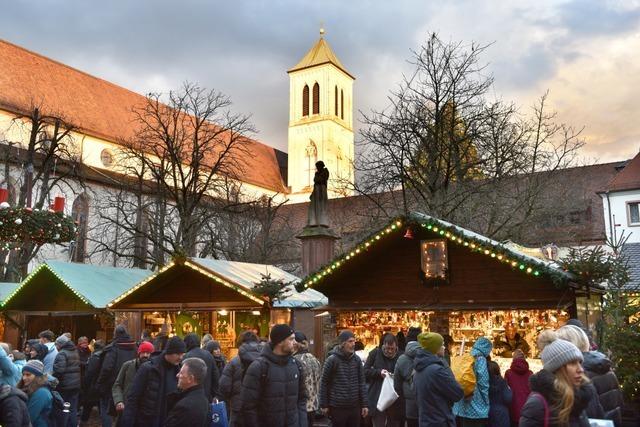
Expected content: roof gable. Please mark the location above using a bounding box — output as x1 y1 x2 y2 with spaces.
607 152 640 192
0 39 287 193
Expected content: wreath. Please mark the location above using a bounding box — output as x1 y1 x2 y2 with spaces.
0 205 76 248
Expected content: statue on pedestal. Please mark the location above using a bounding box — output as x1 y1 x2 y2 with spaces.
307 160 329 227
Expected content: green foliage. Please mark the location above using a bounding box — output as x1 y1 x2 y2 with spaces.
0 207 75 249
253 273 291 305
561 244 640 403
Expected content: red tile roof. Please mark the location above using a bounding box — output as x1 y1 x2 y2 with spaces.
0 39 287 193
607 151 640 192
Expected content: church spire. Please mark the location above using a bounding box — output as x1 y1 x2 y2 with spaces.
287 30 354 80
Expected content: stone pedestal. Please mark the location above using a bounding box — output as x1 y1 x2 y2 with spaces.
297 226 340 277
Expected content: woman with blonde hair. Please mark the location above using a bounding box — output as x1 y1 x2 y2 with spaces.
519 333 592 426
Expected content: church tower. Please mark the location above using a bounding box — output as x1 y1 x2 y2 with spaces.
287 29 355 201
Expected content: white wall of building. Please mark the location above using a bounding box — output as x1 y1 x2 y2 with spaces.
601 189 640 244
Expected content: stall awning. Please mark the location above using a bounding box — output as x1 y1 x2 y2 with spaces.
0 282 19 305
1 261 150 312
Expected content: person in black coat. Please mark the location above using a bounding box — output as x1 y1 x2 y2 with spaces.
97 325 137 425
184 333 219 400
164 357 210 427
583 350 624 424
488 361 512 427
319 330 368 427
0 384 30 427
53 334 82 426
205 340 227 377
120 336 186 427
240 324 307 427
365 332 401 426
80 340 104 424
413 332 463 427
219 332 262 427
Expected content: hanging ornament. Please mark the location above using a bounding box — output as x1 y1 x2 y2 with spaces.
14 218 22 225
0 202 9 209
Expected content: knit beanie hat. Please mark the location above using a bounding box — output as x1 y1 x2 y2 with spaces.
338 329 355 344
165 336 186 355
55 335 70 346
205 340 221 352
541 338 583 372
294 331 307 343
138 341 154 354
270 324 294 347
23 359 45 377
418 332 444 354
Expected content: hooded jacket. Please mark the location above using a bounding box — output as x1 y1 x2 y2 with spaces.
96 330 137 394
42 342 58 374
30 344 48 363
319 345 366 409
0 384 30 427
393 341 420 419
364 346 400 417
488 373 512 427
184 333 219 400
219 341 262 414
519 369 591 427
52 339 81 391
413 348 464 427
582 350 624 416
453 337 492 419
0 345 20 387
240 344 307 427
504 357 532 424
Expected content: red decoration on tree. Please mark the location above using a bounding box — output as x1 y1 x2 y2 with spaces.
0 188 7 204
53 196 65 213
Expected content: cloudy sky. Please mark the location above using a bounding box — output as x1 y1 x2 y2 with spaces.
2 0 639 162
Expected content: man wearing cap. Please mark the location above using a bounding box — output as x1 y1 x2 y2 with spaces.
319 329 367 427
53 334 81 426
241 324 307 427
413 332 463 427
293 331 322 427
121 336 186 427
111 341 154 422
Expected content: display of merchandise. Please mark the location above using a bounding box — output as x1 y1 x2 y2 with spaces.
337 310 432 347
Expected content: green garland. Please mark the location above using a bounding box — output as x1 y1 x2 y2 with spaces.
0 207 76 249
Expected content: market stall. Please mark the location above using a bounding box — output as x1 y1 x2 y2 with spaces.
109 257 326 358
304 212 603 365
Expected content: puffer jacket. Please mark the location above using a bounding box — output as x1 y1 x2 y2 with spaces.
519 369 591 427
364 346 400 417
393 341 420 420
413 347 464 427
219 341 262 414
184 333 219 400
583 350 624 417
52 340 81 391
294 345 322 412
319 345 366 409
120 353 179 427
96 332 137 394
504 357 532 424
453 337 492 420
0 384 30 427
240 344 307 427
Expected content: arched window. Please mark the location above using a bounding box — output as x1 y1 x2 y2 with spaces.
302 85 309 117
133 209 149 269
71 193 89 263
341 89 345 120
312 83 320 115
335 86 338 116
305 140 318 187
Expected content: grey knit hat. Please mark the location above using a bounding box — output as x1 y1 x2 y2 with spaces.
23 359 45 376
541 338 583 372
55 335 70 346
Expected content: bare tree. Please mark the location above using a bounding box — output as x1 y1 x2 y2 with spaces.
351 33 584 240
0 105 84 281
90 83 294 268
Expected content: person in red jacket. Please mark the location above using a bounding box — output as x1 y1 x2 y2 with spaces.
504 350 532 427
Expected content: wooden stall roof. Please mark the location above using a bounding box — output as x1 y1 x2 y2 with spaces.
303 212 592 310
1 261 149 313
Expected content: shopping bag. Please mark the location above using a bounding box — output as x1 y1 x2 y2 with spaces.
376 373 399 412
210 400 229 427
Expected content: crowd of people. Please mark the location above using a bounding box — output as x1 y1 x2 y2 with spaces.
0 318 627 427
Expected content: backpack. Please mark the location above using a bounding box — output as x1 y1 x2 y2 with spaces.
47 389 66 425
451 353 476 397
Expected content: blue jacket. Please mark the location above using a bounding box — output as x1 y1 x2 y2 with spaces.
453 337 492 419
413 348 463 427
42 342 58 374
27 386 52 427
0 346 20 386
488 375 512 427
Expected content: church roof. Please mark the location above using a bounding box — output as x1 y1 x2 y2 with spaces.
0 39 287 193
288 37 354 79
606 151 640 192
